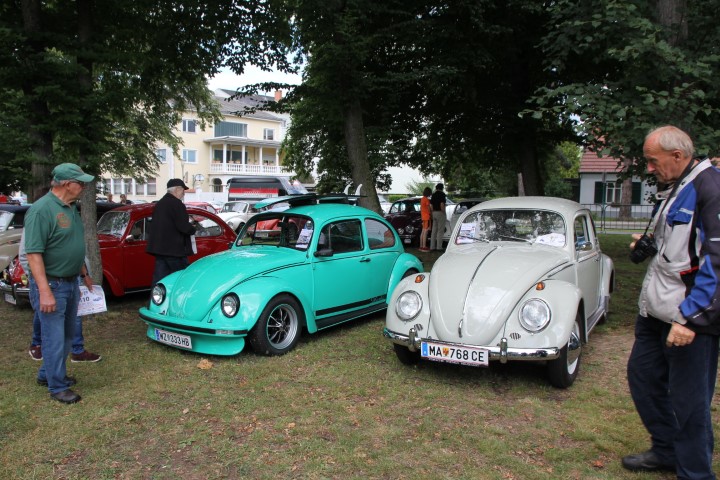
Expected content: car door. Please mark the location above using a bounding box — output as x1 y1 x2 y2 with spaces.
189 212 232 261
574 213 601 321
362 218 398 301
312 218 374 327
121 216 155 289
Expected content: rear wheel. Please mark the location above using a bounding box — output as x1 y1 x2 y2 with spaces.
547 314 582 388
249 294 303 356
393 343 420 365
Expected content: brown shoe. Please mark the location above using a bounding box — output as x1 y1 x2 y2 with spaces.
70 350 102 363
29 345 42 361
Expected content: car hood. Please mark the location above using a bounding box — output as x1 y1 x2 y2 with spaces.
165 247 306 319
428 244 570 344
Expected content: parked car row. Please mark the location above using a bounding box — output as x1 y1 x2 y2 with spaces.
2 193 614 388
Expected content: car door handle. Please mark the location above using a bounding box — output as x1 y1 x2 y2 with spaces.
360 258 371 263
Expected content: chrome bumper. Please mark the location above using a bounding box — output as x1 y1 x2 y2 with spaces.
0 279 29 304
383 327 560 363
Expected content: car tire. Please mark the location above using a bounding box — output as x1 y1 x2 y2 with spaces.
393 343 420 365
249 294 304 356
547 314 582 388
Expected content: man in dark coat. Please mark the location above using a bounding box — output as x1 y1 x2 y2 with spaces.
147 178 196 286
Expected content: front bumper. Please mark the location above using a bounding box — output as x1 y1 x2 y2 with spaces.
139 308 249 356
383 327 560 363
0 279 29 306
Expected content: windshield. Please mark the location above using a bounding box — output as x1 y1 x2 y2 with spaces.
456 209 566 246
97 211 130 236
221 201 249 213
237 213 314 251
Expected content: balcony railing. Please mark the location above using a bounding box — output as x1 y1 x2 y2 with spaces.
582 203 654 232
209 163 291 175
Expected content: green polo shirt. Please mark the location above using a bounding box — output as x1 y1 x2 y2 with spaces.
24 192 86 278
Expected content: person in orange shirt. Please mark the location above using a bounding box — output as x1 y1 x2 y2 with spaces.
419 187 432 252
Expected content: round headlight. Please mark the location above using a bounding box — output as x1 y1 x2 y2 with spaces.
221 293 240 317
405 225 415 233
395 291 422 321
397 227 405 235
151 284 166 305
519 298 551 332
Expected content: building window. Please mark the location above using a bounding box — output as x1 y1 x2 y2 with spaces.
212 178 223 193
182 119 196 133
214 121 247 137
182 149 197 164
136 177 157 196
156 148 167 163
263 128 274 141
593 181 643 205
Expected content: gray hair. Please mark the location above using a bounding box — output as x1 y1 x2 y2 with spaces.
647 125 694 157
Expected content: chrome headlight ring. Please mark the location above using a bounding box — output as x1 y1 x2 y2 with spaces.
221 293 240 317
151 284 166 305
518 298 551 332
395 291 422 321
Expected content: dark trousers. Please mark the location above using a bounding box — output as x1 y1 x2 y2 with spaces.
627 314 719 480
151 255 189 287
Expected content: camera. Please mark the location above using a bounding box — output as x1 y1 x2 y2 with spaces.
630 234 658 264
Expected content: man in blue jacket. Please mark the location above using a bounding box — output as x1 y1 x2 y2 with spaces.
622 126 720 479
146 178 196 286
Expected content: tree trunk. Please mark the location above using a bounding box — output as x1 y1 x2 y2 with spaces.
76 0 103 286
518 141 543 196
343 100 381 213
21 0 54 201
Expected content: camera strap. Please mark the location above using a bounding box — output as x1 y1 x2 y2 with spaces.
643 157 701 236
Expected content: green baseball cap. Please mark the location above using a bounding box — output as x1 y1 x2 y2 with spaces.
52 163 95 183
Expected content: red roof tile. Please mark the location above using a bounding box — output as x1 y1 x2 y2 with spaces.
579 150 625 173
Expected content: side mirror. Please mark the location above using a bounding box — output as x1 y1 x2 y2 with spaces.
314 248 333 258
576 241 593 252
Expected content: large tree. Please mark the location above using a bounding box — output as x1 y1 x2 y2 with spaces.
0 0 293 282
531 0 720 175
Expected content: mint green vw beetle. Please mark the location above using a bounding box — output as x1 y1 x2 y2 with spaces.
139 195 423 356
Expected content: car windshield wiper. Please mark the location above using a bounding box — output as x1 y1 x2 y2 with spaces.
457 234 489 243
497 234 531 243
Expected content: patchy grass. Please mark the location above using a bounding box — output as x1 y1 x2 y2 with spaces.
0 234 715 479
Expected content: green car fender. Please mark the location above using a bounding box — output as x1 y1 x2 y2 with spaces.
386 253 424 305
234 275 314 333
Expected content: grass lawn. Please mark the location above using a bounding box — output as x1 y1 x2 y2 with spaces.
0 234 713 479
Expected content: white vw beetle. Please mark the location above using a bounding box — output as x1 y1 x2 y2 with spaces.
384 197 614 388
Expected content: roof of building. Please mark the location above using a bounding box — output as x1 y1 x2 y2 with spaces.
578 149 624 173
214 90 283 122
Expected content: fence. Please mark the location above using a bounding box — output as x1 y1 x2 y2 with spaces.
582 203 654 233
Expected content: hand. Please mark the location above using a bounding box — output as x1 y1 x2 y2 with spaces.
666 322 696 348
83 275 94 290
629 233 643 250
39 289 56 313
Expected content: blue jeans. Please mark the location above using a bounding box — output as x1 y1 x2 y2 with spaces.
30 277 80 394
151 255 189 287
30 279 85 355
627 314 719 480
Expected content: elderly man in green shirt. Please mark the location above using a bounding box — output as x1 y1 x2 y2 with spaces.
25 163 94 404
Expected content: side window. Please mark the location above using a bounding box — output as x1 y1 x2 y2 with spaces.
192 215 223 237
320 219 363 253
129 218 149 241
574 216 589 248
365 219 395 249
389 203 401 214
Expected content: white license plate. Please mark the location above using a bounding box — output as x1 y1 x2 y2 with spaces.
421 341 489 367
154 328 192 349
403 238 411 244
4 293 16 305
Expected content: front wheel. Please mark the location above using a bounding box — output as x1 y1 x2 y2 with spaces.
249 294 303 356
547 314 582 388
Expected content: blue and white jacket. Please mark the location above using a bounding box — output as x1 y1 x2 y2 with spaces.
639 158 720 334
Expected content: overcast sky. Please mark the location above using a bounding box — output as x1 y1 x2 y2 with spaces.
207 65 302 93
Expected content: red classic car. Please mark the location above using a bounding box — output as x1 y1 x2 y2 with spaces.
0 204 236 304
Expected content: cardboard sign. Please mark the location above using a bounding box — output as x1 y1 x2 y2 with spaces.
77 285 107 316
